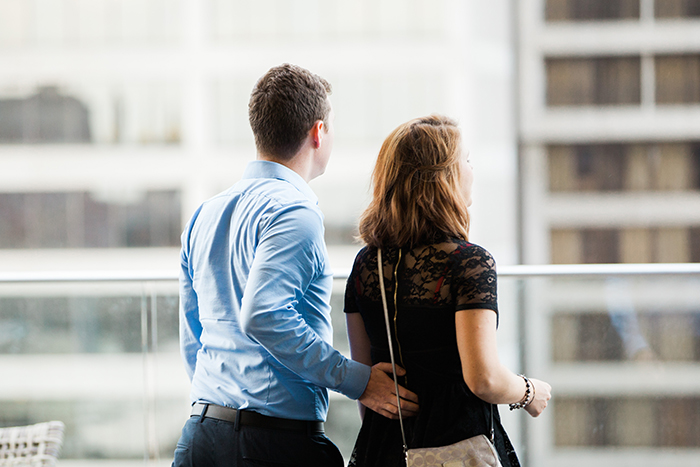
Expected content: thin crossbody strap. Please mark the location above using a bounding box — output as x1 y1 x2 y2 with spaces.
377 248 409 452
377 248 496 449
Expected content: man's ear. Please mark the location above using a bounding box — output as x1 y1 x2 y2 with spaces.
311 120 325 148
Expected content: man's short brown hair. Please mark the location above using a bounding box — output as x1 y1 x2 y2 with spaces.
248 64 332 160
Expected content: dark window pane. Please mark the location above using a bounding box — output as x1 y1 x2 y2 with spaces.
546 0 640 21
0 194 26 248
656 0 700 17
84 194 110 248
656 54 700 104
549 144 625 192
553 310 700 362
22 193 44 248
41 193 69 247
556 396 700 447
0 100 24 142
552 227 699 264
657 398 700 446
579 314 625 360
549 142 700 192
0 87 91 143
690 227 700 262
65 192 86 248
692 144 700 189
547 57 641 106
582 229 620 263
146 191 182 247
578 145 624 190
0 191 181 248
125 199 151 247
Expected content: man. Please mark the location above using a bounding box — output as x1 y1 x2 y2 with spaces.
173 64 419 467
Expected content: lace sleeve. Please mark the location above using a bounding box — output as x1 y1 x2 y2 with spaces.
344 273 359 314
453 243 499 318
343 247 368 314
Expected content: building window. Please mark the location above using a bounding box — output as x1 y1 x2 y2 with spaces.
549 144 625 191
692 227 700 262
546 0 640 21
0 87 90 143
555 396 700 447
656 54 700 104
552 312 700 362
0 191 181 249
546 57 641 106
0 84 181 145
655 0 700 17
548 143 700 192
551 227 700 264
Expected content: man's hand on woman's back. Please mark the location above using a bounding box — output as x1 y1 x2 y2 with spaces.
358 363 420 420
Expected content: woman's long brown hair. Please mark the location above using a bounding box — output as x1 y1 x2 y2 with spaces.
358 115 470 248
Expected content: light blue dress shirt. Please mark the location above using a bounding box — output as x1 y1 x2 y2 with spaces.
179 160 371 422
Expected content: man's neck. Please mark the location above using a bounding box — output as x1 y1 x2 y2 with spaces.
257 147 315 182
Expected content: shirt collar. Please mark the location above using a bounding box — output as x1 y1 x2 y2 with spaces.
242 160 318 205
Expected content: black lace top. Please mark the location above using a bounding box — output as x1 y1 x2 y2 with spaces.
344 239 519 467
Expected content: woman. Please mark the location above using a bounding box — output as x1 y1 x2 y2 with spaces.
344 115 551 467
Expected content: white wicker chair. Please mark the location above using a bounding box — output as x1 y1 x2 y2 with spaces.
0 421 65 467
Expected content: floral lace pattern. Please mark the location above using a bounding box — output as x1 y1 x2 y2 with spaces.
346 239 498 315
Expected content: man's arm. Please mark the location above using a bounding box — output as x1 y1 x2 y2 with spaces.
240 204 419 417
239 205 370 399
179 217 203 381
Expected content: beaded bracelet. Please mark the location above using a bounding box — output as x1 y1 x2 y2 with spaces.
509 374 533 411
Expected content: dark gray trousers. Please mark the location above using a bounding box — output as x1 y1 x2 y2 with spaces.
173 416 344 467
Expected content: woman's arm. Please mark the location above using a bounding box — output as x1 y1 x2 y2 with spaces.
346 312 419 420
346 313 373 420
455 309 551 417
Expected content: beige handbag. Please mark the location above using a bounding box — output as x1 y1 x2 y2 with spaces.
377 248 503 467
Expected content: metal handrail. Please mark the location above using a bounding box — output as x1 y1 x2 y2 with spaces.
496 262 700 277
1 263 699 283
0 270 179 283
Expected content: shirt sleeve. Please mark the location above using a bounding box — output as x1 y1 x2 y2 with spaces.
179 208 204 381
239 204 371 400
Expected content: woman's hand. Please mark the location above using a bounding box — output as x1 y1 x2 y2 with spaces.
524 378 551 417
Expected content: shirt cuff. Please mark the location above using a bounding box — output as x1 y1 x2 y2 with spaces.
337 360 372 400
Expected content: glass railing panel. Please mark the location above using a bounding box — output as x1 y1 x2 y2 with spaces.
1 265 699 466
503 269 700 467
0 279 185 466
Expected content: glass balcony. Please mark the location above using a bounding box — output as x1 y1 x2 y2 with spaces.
1 263 699 467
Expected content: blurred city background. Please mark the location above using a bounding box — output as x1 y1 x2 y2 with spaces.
1 0 699 466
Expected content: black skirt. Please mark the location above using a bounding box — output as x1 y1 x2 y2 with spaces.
347 351 520 467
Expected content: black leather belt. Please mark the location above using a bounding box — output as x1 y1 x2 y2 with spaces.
190 402 324 434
